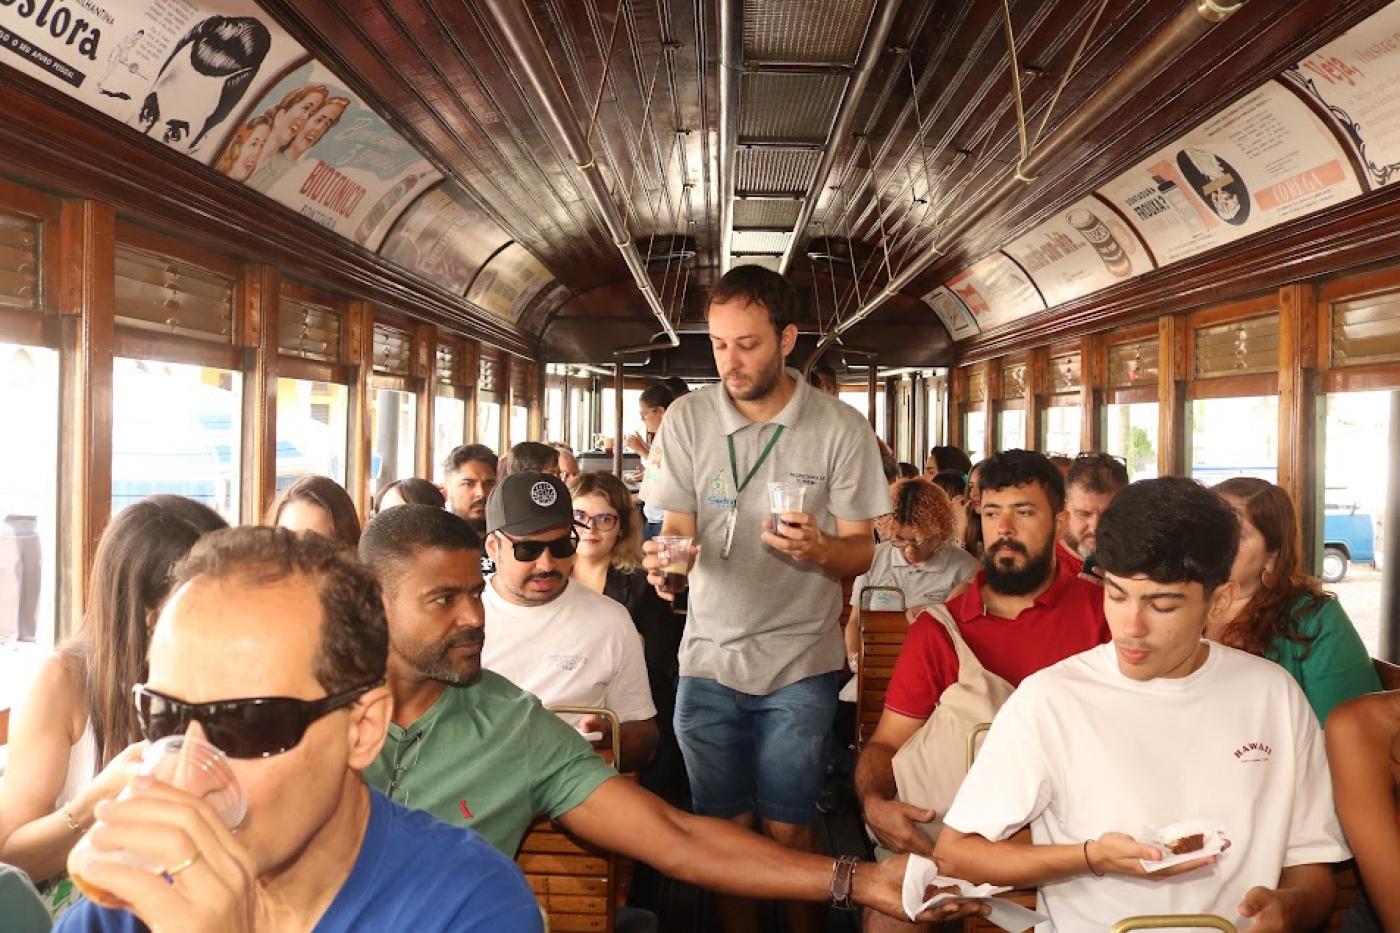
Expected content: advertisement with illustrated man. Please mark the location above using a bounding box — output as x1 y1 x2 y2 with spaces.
0 0 303 161
218 59 441 249
1002 196 1155 308
921 286 979 341
1097 80 1362 267
379 183 512 296
945 253 1047 333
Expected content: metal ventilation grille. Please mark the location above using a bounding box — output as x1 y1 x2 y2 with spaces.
1107 338 1160 388
0 212 39 311
1000 362 1027 399
479 355 500 394
279 297 343 362
373 323 412 376
966 369 987 404
736 148 821 196
739 72 846 144
436 342 460 386
1332 292 1400 368
742 0 877 64
115 246 233 343
1048 352 1082 393
511 359 533 399
733 199 802 228
1194 314 1279 379
734 255 782 272
731 230 793 253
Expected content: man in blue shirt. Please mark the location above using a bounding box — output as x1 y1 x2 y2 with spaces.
57 526 539 933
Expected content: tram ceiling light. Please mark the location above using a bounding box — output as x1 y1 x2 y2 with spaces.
814 0 1249 355
483 0 679 350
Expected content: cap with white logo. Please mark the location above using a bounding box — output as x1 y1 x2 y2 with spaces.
485 472 576 536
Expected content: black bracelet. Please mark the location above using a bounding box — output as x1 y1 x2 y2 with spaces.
1083 839 1105 877
830 855 859 910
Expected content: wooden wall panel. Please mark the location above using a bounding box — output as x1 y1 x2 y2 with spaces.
1157 314 1187 478
1278 283 1320 568
415 322 437 479
240 264 279 524
347 300 374 521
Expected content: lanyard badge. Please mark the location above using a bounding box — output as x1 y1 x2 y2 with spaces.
719 425 784 561
720 508 738 560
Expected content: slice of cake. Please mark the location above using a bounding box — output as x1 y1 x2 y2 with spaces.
1165 833 1205 855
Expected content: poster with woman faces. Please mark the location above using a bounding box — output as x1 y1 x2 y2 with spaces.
1096 80 1362 267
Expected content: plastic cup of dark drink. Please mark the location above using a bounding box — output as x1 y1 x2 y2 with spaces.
767 481 807 536
69 735 247 909
654 535 692 594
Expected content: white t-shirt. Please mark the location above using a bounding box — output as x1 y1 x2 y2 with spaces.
943 642 1348 932
851 541 980 613
482 578 657 724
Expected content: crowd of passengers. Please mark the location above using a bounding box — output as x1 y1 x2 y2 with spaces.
0 266 1396 933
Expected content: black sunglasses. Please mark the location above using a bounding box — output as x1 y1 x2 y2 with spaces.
496 529 579 561
133 681 381 759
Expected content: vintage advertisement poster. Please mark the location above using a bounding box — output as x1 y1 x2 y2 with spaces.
921 286 979 340
379 183 511 296
224 59 441 250
465 242 553 322
1002 196 1155 308
1282 0 1400 189
0 0 305 163
945 253 1046 333
1098 80 1362 267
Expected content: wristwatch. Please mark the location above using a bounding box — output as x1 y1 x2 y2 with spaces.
830 855 859 910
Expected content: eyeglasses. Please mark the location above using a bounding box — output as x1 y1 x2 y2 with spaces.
132 681 381 759
573 509 620 532
497 529 579 561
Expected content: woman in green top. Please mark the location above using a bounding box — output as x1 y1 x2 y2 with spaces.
1212 477 1380 723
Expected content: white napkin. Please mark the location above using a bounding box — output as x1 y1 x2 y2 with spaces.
1138 823 1228 872
901 855 1048 931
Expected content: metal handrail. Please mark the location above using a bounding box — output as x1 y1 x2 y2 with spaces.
547 705 624 771
966 722 991 771
1110 916 1236 932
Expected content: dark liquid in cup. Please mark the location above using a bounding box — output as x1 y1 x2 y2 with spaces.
772 512 802 532
661 571 688 594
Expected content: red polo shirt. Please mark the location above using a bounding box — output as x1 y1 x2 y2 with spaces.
883 555 1109 719
1056 540 1085 576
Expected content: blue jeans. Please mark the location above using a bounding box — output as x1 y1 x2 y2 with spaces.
674 671 839 826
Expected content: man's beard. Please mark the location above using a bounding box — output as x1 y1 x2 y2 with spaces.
395 628 484 685
724 352 784 402
464 514 487 534
500 570 566 607
983 537 1056 596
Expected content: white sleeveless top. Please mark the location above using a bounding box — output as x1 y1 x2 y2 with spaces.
54 719 97 809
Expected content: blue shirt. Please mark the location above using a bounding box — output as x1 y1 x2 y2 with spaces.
56 787 542 932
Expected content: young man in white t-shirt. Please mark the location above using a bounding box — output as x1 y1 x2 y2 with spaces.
480 471 658 771
934 476 1349 932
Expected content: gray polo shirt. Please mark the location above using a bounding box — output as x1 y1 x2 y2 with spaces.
851 541 981 612
642 370 889 695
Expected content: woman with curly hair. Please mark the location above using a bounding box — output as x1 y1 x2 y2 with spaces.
1212 477 1379 723
843 477 981 674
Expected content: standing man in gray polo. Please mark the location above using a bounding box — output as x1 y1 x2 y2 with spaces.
641 265 889 932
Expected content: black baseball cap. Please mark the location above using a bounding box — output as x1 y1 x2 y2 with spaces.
485 472 577 536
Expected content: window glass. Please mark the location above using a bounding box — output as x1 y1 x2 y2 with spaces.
1190 396 1279 486
600 389 644 443
963 410 986 460
433 395 466 483
478 400 502 449
370 388 417 500
112 358 241 522
1103 402 1159 479
510 405 529 445
1321 390 1393 656
570 386 592 453
0 343 59 659
545 385 564 443
996 408 1025 452
1042 407 1082 456
839 390 886 440
276 378 348 492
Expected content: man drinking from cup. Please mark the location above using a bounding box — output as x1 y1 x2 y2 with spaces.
640 265 889 932
57 526 540 932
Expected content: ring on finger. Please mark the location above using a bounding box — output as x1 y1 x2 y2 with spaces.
162 850 202 878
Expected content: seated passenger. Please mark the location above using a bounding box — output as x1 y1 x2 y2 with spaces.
442 443 498 575
374 477 446 514
1325 687 1400 931
549 443 580 484
267 474 361 546
934 477 1349 931
1058 452 1129 575
842 477 979 674
479 473 658 770
56 526 540 932
854 450 1108 867
924 445 972 480
358 505 985 926
501 441 560 479
0 496 225 919
930 470 971 551
567 471 681 790
1213 477 1380 723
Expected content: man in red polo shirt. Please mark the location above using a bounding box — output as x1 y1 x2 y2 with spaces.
1056 452 1129 576
854 450 1108 890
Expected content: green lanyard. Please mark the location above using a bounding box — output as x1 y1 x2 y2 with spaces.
727 425 784 495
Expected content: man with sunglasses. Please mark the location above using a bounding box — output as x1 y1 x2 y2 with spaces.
481 472 658 771
57 526 540 932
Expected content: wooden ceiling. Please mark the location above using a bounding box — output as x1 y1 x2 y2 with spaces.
136 0 1400 369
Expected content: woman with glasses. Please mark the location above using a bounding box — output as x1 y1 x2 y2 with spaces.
1212 477 1379 724
0 496 226 918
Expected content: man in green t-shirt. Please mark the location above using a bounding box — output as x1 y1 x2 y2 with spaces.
359 505 983 925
